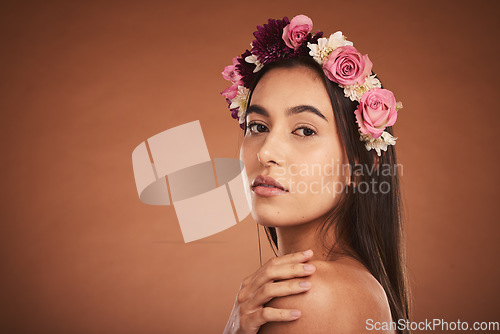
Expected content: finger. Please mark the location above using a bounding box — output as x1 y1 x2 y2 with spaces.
248 279 312 309
240 250 315 304
265 249 314 267
241 250 312 292
250 249 313 286
246 307 301 329
251 261 316 289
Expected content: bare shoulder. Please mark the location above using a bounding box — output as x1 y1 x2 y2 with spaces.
259 258 394 334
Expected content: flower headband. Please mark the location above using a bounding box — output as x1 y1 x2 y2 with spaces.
221 15 402 156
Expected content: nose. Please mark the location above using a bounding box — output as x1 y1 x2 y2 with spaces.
257 131 285 167
257 152 279 166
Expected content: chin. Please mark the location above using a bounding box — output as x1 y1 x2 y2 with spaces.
250 197 338 228
251 208 322 228
250 209 299 228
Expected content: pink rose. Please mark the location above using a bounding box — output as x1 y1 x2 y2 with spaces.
221 82 238 100
222 57 243 84
323 45 373 86
354 88 398 139
282 15 313 49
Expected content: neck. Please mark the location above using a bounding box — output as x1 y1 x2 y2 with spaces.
275 219 341 261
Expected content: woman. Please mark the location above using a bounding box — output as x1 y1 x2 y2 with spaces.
221 15 409 334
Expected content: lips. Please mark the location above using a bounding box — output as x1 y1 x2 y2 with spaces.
251 175 288 196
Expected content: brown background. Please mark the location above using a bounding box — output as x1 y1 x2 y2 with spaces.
0 0 499 333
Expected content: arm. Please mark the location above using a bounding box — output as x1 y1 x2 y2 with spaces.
223 250 317 334
258 260 395 334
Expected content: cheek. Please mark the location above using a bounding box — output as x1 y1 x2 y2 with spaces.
289 148 347 209
240 140 257 170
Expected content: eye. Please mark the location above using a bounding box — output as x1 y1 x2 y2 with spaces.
293 127 316 137
247 122 269 134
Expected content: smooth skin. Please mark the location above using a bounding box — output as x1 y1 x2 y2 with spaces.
259 258 394 334
224 66 394 333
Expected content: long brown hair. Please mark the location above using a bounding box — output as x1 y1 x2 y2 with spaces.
244 56 410 332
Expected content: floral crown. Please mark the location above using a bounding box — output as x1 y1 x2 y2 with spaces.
221 15 402 156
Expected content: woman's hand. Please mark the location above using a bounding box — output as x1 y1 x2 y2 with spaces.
223 249 316 334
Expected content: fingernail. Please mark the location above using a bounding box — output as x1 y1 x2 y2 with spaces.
291 310 301 318
304 264 315 272
302 249 313 256
299 281 312 288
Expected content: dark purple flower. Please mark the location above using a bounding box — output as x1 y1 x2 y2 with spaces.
236 50 257 88
230 108 239 119
251 17 294 64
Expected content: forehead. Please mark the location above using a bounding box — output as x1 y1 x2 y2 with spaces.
249 66 333 119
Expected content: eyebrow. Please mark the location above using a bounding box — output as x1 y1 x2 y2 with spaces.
246 104 328 122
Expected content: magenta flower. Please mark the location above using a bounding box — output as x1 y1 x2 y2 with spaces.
282 15 313 50
222 57 243 85
323 45 373 86
354 88 398 139
221 83 238 100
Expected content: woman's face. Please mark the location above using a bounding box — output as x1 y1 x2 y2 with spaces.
240 66 349 227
